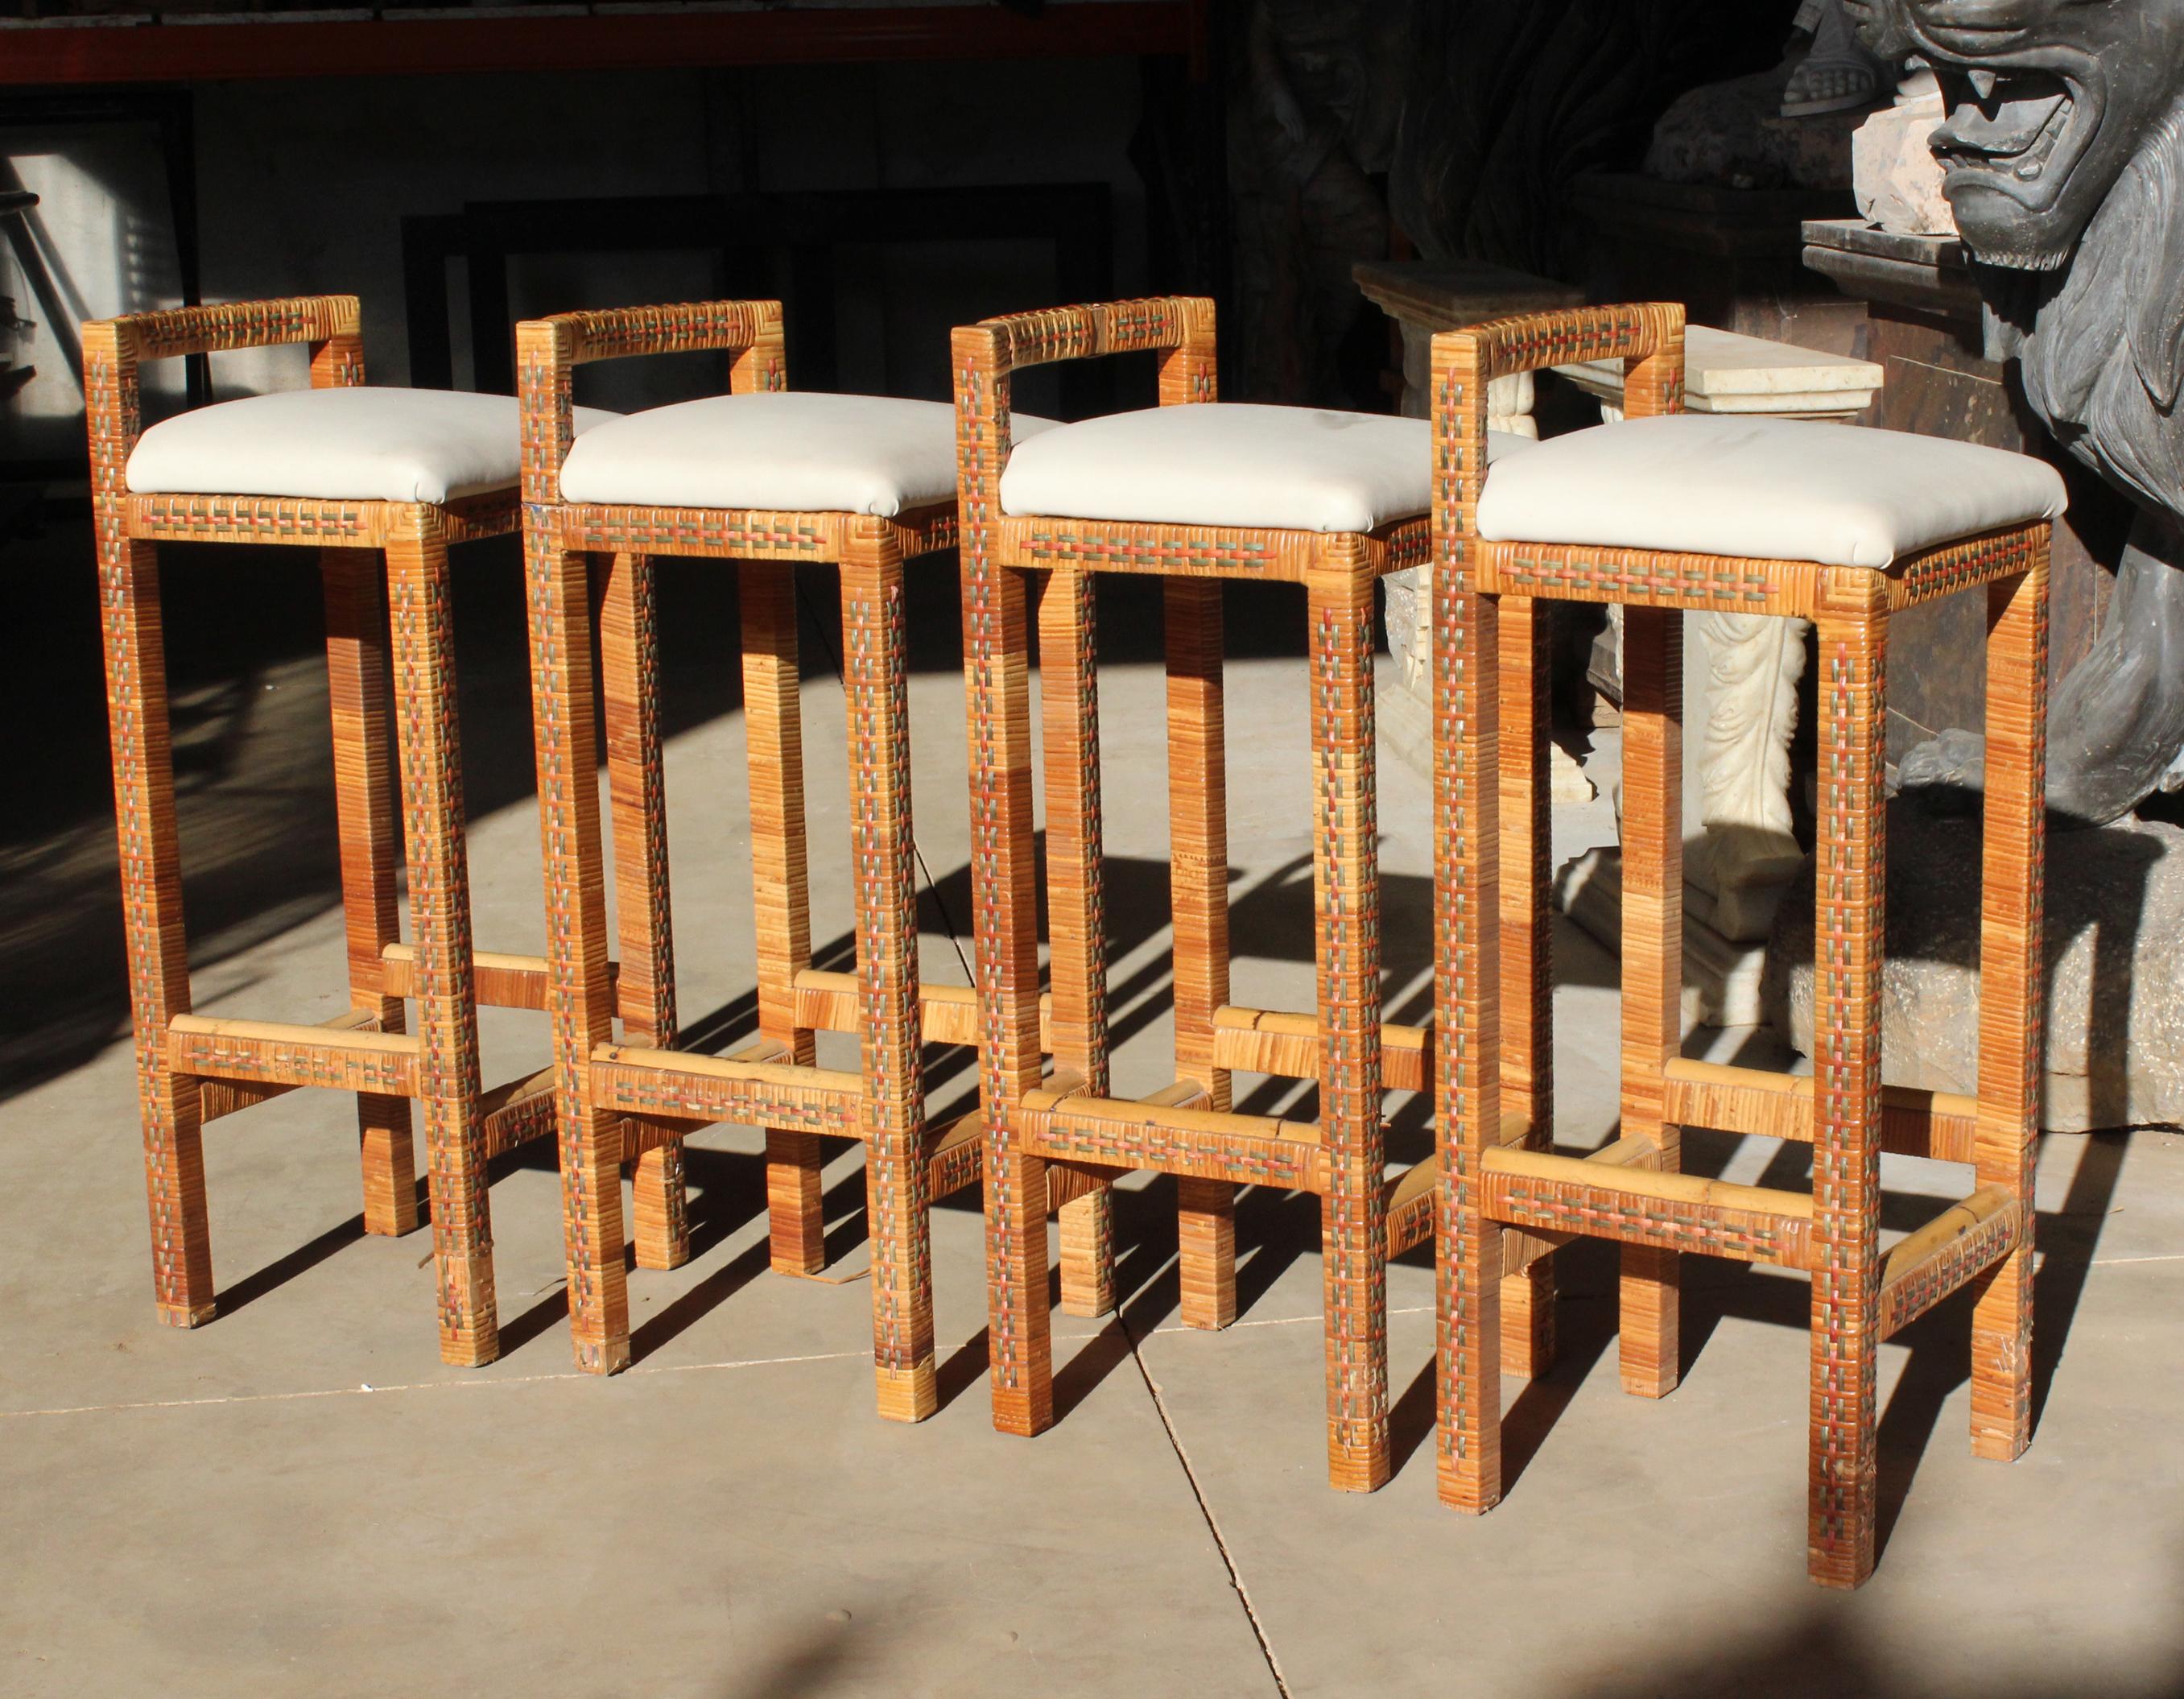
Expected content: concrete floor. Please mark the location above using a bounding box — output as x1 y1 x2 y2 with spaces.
4 550 2183 1698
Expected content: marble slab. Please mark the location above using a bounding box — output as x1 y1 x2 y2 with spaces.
1554 323 1883 416
1350 256 1583 332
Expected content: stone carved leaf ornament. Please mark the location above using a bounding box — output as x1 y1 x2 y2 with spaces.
1698 611 1802 838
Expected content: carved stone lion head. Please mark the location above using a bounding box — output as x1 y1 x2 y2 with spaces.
1856 0 2184 271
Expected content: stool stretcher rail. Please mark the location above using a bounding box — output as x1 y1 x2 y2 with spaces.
1482 1144 1818 1271
478 1068 559 1160
196 1007 383 1122
1877 1187 2022 1340
381 943 621 1015
791 969 1051 1052
1210 1004 1432 1093
1662 1058 1978 1165
1388 1159 1575 1268
1021 1087 1323 1193
167 1013 422 1099
589 1044 863 1136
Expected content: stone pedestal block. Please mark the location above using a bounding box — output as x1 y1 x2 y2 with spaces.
1765 805 2184 1132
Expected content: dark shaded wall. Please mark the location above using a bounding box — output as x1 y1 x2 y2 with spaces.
1226 0 1802 403
1390 0 1799 275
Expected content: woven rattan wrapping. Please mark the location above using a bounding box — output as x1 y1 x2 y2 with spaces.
956 295 1432 1488
518 301 964 1414
84 296 569 1369
1428 304 2049 1587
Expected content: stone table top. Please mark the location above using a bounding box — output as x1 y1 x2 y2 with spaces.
1350 258 1583 331
1802 215 1984 329
1553 324 1884 417
1802 217 1968 267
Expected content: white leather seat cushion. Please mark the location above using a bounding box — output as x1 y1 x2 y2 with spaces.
127 387 617 505
1000 403 1534 533
559 392 1055 517
1474 414 2066 568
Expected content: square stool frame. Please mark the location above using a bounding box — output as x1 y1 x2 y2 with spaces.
85 294 676 1368
956 295 1464 1490
1431 304 2046 1587
516 299 1119 1405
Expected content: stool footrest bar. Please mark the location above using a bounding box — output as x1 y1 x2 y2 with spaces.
590 1044 861 1137
169 1012 420 1098
1484 1143 1816 1270
792 968 1051 1051
1662 1058 1978 1164
1577 1133 1658 1167
1020 1085 1322 1192
196 1007 383 1121
1878 1186 2022 1338
1386 1155 1572 1267
1386 1158 1438 1255
1046 1082 1203 1201
1501 1224 1574 1279
629 1040 797 1143
1212 1003 1431 1092
382 942 619 1013
480 1067 557 1159
926 1112 985 1201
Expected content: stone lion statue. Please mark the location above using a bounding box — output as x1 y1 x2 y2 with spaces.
1861 0 2184 822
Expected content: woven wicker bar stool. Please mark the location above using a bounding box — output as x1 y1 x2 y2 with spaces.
1431 303 2062 1586
516 298 1121 1401
954 296 1534 1486
85 294 659 1367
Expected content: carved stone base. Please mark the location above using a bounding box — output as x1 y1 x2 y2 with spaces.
1765 804 2184 1132
1555 845 1784 1029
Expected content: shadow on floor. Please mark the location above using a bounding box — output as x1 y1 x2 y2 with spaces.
1559 1603 2184 1699
0 504 1345 1103
19 501 2137 1587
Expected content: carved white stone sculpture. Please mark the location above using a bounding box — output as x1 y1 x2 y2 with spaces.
1559 606 1808 1027
1690 609 1808 944
1783 0 1895 117
1852 69 1954 236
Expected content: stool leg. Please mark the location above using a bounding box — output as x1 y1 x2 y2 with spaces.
741 563 825 1275
1497 593 1554 1379
964 549 1054 1437
1038 565 1117 1320
1437 582 1502 1512
528 539 630 1374
386 515 496 1367
1971 548 2047 1462
323 548 419 1239
1166 577 1237 1331
1619 606 1682 1399
99 533 215 1325
1809 575 1888 1588
597 552 687 1271
844 522 936 1420
1310 548 1388 1492
1058 1170 1117 1320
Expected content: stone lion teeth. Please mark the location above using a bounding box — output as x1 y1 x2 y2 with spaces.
1969 67 1998 100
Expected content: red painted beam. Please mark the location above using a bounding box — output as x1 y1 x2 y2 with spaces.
0 3 1199 85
